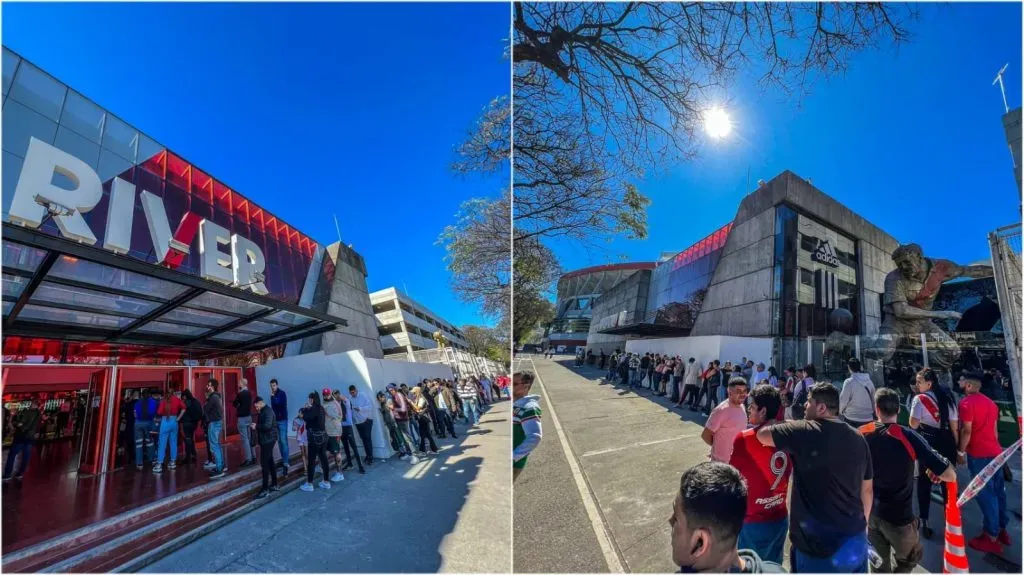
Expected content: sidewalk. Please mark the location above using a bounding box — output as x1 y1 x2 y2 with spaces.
543 356 1022 573
140 401 511 573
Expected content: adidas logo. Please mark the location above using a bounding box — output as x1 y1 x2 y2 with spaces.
813 240 840 267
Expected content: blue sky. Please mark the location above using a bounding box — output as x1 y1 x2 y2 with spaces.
2 1 509 327
553 2 1023 273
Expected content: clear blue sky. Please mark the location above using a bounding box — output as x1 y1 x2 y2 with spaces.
554 2 1023 274
3 1 509 327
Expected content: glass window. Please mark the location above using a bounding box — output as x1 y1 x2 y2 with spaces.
2 301 12 316
134 321 211 338
266 309 316 326
59 91 105 143
49 256 189 300
159 306 237 327
2 99 58 157
3 48 20 96
188 291 268 317
16 303 133 329
2 151 25 220
8 61 66 121
137 133 163 165
800 268 813 286
101 114 138 161
30 281 160 316
54 126 101 171
2 242 48 272
97 148 134 182
209 330 257 343
235 320 287 335
2 272 29 298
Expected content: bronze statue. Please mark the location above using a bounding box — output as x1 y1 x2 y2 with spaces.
868 243 992 370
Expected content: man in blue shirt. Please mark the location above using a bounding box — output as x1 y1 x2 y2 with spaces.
133 389 159 470
269 379 289 475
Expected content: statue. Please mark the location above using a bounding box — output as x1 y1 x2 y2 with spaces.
867 243 993 371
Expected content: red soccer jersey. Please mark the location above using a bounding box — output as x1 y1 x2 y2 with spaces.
729 427 791 523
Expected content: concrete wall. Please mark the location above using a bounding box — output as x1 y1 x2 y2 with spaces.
586 270 651 353
317 242 385 359
256 350 454 460
624 336 773 370
692 171 899 338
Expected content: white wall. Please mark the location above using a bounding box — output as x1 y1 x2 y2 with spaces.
256 350 455 460
625 336 774 369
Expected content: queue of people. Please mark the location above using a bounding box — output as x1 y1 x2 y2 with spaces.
674 359 1013 573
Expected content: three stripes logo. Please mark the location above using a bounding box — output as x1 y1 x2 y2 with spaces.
816 269 840 310
813 240 840 267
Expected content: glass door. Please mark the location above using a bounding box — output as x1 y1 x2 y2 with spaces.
78 368 109 476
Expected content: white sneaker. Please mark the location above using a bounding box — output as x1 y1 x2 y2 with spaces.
400 454 409 460
300 482 314 492
409 456 420 464
318 480 331 490
330 472 345 483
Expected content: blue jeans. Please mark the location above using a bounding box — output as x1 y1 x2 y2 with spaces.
3 439 32 478
791 532 868 573
208 421 224 472
968 455 1009 537
738 517 788 565
156 418 178 465
277 421 289 464
463 397 479 425
134 420 156 464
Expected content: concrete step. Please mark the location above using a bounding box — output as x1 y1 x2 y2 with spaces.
2 455 303 573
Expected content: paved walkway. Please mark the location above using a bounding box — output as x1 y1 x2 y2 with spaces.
142 401 511 573
513 355 1022 573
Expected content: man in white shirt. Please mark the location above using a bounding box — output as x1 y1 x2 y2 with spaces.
751 363 770 386
348 385 375 465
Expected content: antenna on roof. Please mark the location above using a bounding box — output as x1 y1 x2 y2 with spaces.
332 214 343 244
993 63 1010 114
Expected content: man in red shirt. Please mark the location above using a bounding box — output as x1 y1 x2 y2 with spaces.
956 371 1009 553
154 388 186 474
729 384 790 564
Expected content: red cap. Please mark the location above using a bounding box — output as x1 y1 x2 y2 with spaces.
321 387 331 396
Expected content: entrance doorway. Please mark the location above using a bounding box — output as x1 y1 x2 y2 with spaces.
108 367 187 472
1 366 111 480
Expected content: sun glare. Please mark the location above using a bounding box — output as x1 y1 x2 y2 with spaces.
704 107 732 139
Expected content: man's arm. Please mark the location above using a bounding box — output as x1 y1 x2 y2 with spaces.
892 301 960 321
947 261 994 280
701 428 715 447
513 416 542 462
861 478 874 523
756 425 776 447
907 427 957 482
956 421 972 465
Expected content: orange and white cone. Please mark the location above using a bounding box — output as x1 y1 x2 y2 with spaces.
943 480 970 574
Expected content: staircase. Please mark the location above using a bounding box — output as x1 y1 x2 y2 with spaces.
2 454 304 573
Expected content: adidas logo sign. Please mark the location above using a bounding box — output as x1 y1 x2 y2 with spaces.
813 240 840 267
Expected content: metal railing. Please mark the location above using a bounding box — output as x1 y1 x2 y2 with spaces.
989 222 1022 424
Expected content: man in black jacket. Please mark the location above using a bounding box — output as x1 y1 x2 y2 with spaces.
252 396 280 499
233 380 254 468
3 399 43 481
178 390 204 465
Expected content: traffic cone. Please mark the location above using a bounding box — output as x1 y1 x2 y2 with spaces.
943 480 970 574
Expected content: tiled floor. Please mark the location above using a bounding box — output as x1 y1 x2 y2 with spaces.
1 435 298 553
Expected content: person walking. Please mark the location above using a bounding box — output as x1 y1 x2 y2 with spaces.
388 384 416 461
908 368 959 539
203 379 226 479
133 389 159 470
269 379 290 476
457 378 480 425
233 379 254 468
956 371 1010 554
252 396 280 499
299 392 341 491
178 390 203 465
702 377 749 463
410 387 439 455
860 388 955 573
756 383 873 573
153 388 185 473
335 389 365 474
513 372 542 482
839 358 876 428
2 398 42 481
349 385 375 465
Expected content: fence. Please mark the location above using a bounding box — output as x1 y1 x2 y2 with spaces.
989 222 1022 427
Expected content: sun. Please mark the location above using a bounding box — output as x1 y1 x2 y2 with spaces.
704 107 732 139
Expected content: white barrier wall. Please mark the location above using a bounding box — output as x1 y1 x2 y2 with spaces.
625 336 773 370
256 350 455 460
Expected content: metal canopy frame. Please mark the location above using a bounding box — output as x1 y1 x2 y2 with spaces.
2 223 345 353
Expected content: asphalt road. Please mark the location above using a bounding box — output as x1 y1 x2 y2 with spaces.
141 400 512 573
513 355 1022 574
